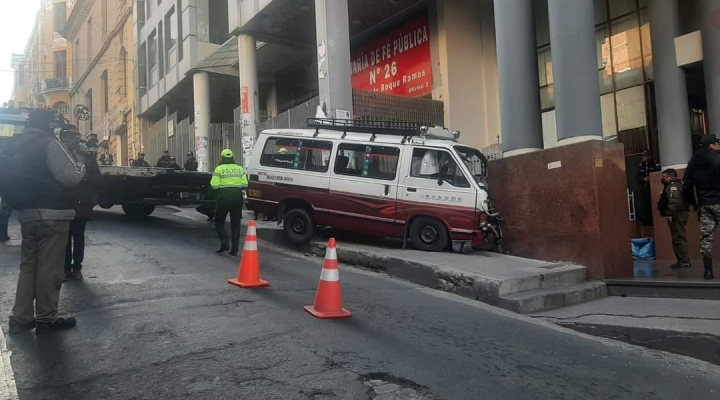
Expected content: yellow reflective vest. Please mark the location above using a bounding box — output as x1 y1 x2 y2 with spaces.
211 163 248 189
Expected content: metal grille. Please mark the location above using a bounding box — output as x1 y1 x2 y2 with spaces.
352 90 444 127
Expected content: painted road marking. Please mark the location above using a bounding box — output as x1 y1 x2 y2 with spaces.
0 327 18 400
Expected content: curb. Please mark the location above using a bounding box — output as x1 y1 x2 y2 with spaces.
255 227 533 311
550 320 720 366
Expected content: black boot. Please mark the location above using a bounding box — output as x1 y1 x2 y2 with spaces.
215 245 229 254
704 258 714 280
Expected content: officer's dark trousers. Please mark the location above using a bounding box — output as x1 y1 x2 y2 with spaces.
215 199 243 253
668 211 690 264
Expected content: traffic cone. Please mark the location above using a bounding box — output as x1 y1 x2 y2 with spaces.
228 220 269 288
305 238 352 319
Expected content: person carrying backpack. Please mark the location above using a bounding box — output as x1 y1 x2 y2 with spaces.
0 109 87 334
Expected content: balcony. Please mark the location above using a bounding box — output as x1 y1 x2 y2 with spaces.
34 77 72 105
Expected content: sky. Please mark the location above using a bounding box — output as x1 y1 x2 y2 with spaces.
0 0 42 103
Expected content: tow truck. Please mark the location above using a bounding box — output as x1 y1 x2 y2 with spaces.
0 107 213 218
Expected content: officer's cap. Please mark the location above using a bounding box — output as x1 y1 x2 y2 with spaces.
221 149 234 158
700 134 720 148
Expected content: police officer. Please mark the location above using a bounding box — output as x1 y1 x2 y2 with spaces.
211 149 248 255
684 134 720 280
184 152 198 171
659 169 690 269
156 149 171 168
131 153 150 167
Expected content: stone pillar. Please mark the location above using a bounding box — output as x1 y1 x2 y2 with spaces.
702 0 720 132
494 0 543 156
547 0 602 143
315 0 353 118
238 34 260 143
649 0 692 168
192 72 211 172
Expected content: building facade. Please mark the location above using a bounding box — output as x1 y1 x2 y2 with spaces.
11 0 74 116
62 0 138 166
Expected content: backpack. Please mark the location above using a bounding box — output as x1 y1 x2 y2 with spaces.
0 134 55 210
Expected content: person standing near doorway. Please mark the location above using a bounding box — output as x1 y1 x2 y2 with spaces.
636 150 661 226
684 134 720 280
211 149 248 256
659 169 690 269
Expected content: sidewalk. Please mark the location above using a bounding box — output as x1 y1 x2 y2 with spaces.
533 297 720 365
244 215 605 314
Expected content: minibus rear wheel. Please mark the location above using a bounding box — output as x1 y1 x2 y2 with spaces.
283 208 315 245
409 217 449 252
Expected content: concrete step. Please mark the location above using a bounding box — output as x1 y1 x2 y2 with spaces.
498 281 607 314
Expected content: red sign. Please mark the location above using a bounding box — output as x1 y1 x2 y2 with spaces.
351 16 432 98
241 87 249 115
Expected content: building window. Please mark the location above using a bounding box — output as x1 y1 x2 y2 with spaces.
17 65 25 86
165 7 177 71
120 47 128 97
87 18 93 63
158 21 165 76
53 102 69 116
54 2 67 33
54 51 67 79
102 0 108 37
85 89 94 132
101 70 109 114
138 0 146 28
148 31 157 87
177 0 183 61
138 42 147 96
74 40 80 77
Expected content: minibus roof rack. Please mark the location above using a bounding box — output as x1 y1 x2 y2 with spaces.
306 118 422 137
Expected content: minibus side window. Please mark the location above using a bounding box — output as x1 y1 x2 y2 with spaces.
259 137 333 172
334 143 400 181
410 148 470 188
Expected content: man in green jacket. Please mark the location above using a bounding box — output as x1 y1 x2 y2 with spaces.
211 149 248 255
659 169 690 269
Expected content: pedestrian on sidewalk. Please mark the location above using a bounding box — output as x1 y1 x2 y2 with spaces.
0 109 86 334
63 128 101 282
210 149 248 256
659 169 690 269
683 134 720 280
184 152 198 171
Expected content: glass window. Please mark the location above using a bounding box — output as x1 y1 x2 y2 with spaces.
87 18 92 61
54 2 66 33
594 0 608 24
542 111 557 149
600 93 618 139
102 0 108 36
260 137 333 172
177 0 183 61
334 144 400 180
597 25 613 94
410 149 469 188
138 1 146 28
609 0 636 19
610 14 643 90
616 85 646 131
101 70 109 113
538 47 554 110
165 7 177 72
535 0 550 47
640 10 652 80
54 51 67 78
148 31 157 86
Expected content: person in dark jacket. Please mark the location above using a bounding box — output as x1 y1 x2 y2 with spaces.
168 156 182 170
683 134 720 280
156 149 171 168
635 150 660 226
4 109 86 334
659 169 690 269
131 152 150 167
0 196 10 242
184 152 199 171
63 129 100 281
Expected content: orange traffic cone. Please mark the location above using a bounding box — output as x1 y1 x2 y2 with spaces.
305 238 352 319
228 220 269 288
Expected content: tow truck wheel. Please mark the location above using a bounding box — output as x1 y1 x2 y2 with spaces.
283 208 315 245
409 217 449 252
122 204 156 218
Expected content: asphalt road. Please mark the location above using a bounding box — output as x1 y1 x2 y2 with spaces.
1 207 719 400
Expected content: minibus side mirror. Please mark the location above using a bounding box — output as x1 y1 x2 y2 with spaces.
437 179 444 186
